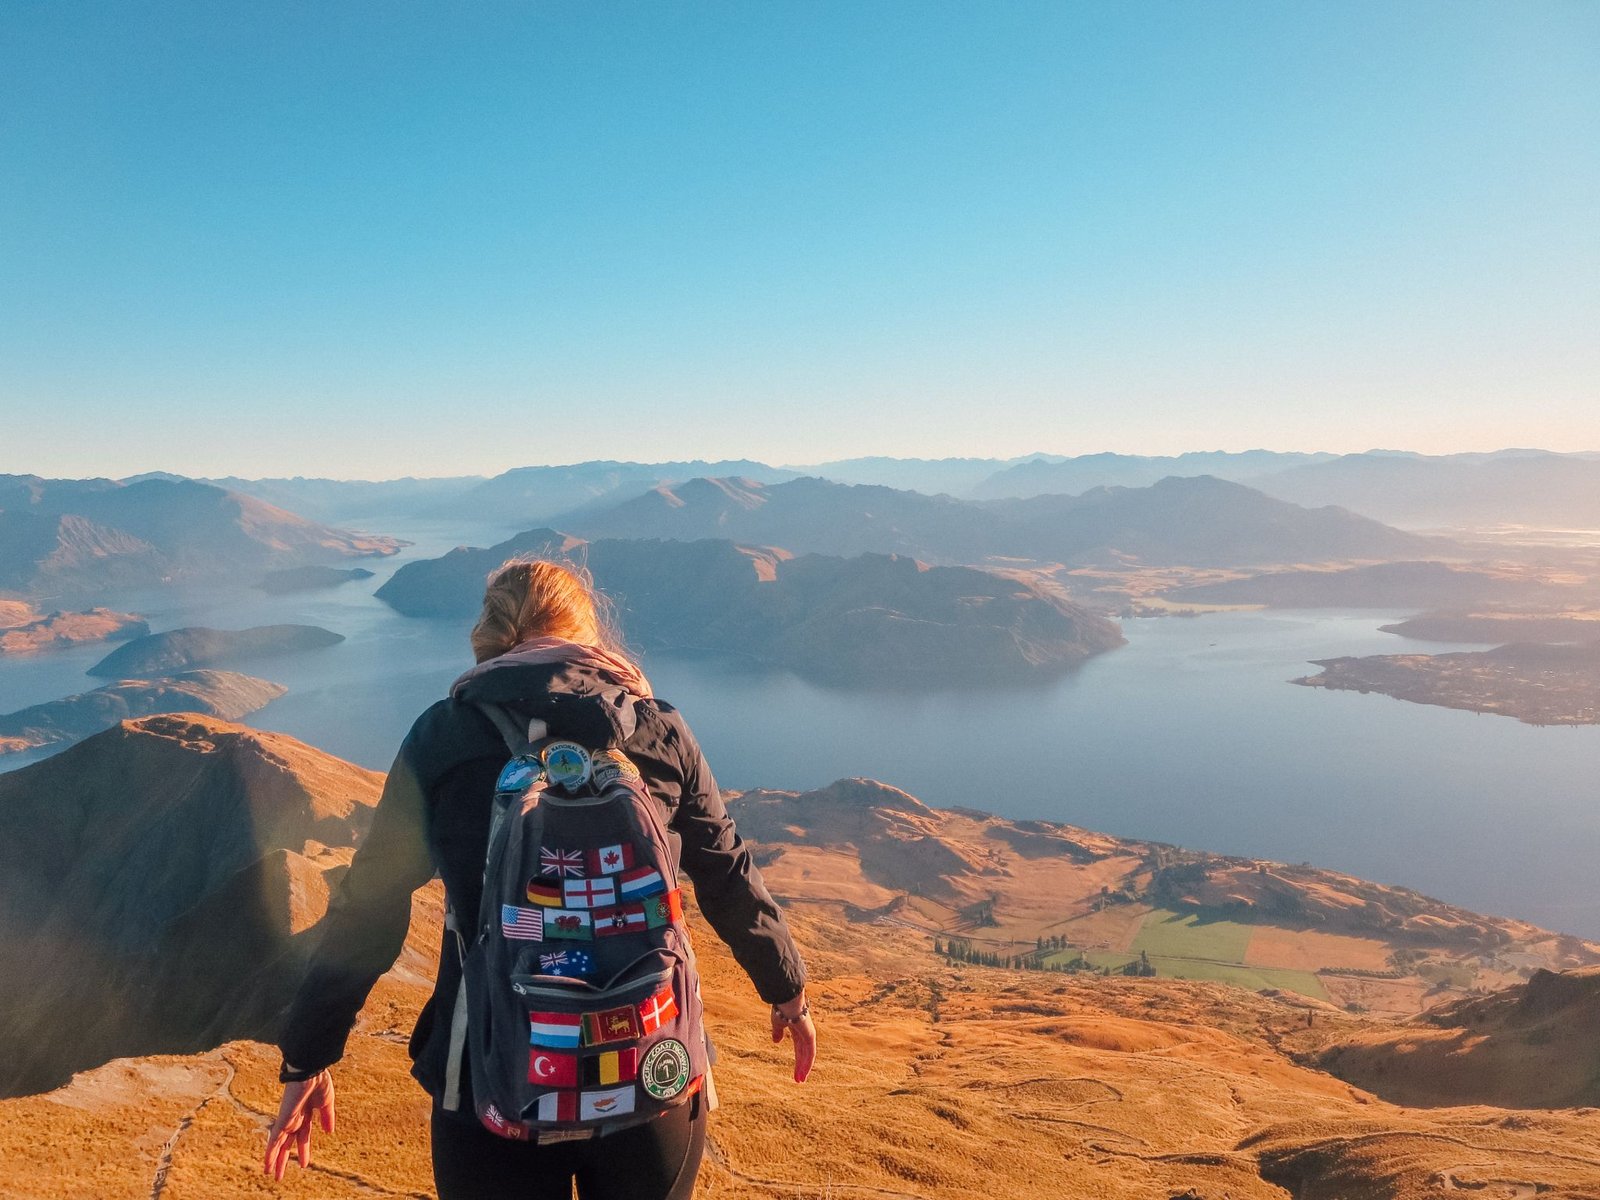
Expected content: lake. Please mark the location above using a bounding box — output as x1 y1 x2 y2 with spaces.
4 524 1597 939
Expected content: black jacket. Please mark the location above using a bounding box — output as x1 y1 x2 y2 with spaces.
279 657 807 1101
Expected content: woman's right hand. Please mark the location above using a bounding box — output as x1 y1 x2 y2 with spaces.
263 1069 336 1180
770 992 816 1083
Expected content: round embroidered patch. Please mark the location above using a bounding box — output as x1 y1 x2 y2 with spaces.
640 1038 691 1100
541 741 592 790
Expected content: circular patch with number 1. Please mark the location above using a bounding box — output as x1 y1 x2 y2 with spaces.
640 1038 691 1100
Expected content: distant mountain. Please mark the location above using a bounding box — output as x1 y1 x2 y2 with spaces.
569 476 1018 562
0 510 166 592
1169 561 1557 609
206 474 483 525
0 475 403 598
432 459 800 527
86 623 345 678
572 474 1441 568
0 715 383 1095
971 451 1335 500
0 670 285 756
794 455 1056 497
1246 450 1600 528
988 475 1441 566
377 530 1124 685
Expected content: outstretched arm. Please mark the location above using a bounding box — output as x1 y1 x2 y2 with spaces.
663 712 812 1079
264 742 437 1175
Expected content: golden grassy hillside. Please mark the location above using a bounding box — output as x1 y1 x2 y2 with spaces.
9 890 1600 1199
6 722 1600 1197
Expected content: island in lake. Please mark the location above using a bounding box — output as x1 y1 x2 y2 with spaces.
1294 641 1600 725
86 624 345 678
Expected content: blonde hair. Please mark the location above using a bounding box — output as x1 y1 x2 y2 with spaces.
470 558 625 664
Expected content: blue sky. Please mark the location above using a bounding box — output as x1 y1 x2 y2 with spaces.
2 1 1596 478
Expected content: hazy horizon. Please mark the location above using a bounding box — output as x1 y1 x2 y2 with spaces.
7 444 1600 486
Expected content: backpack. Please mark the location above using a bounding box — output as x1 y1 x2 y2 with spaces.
450 701 711 1143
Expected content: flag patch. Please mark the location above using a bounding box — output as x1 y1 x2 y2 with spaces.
546 910 592 940
529 1011 583 1049
582 1047 638 1087
538 949 593 977
579 1085 636 1120
536 1091 578 1122
528 1049 578 1087
638 984 678 1034
644 889 684 929
526 881 563 907
500 904 544 940
587 844 634 876
562 876 616 909
481 1103 528 1140
593 903 648 937
583 1005 642 1046
619 866 665 900
539 847 585 877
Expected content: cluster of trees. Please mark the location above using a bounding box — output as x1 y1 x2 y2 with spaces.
933 937 1158 978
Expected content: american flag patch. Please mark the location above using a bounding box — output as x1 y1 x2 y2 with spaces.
539 847 585 877
501 905 544 940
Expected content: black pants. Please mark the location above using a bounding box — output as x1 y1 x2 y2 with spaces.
430 1099 706 1200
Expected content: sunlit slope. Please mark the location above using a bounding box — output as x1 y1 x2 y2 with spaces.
4 721 1600 1196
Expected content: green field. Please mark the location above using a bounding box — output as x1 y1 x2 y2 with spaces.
1131 909 1254 961
1041 908 1332 1002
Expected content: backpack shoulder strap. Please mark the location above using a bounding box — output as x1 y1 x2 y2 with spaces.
474 701 549 756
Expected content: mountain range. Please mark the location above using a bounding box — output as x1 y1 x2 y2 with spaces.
567 474 1442 567
0 476 401 599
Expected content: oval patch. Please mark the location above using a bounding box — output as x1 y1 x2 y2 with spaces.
640 1038 691 1101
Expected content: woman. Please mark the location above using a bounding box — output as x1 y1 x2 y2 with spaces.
264 559 815 1199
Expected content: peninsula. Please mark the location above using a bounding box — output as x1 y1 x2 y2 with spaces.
1294 641 1600 725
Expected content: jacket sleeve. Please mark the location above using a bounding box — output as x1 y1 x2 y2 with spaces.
278 738 438 1072
667 717 808 1006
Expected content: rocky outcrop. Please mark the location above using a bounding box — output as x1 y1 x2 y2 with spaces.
87 623 345 677
0 671 285 755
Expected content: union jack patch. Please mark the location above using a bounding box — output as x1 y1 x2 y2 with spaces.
539 847 585 877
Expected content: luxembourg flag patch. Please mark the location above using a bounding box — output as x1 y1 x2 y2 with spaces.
528 1011 583 1049
619 866 665 900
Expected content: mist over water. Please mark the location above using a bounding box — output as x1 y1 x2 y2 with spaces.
3 523 1597 939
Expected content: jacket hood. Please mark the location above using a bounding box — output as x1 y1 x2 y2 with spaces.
449 638 652 749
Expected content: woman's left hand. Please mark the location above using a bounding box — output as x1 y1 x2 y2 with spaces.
770 992 816 1083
